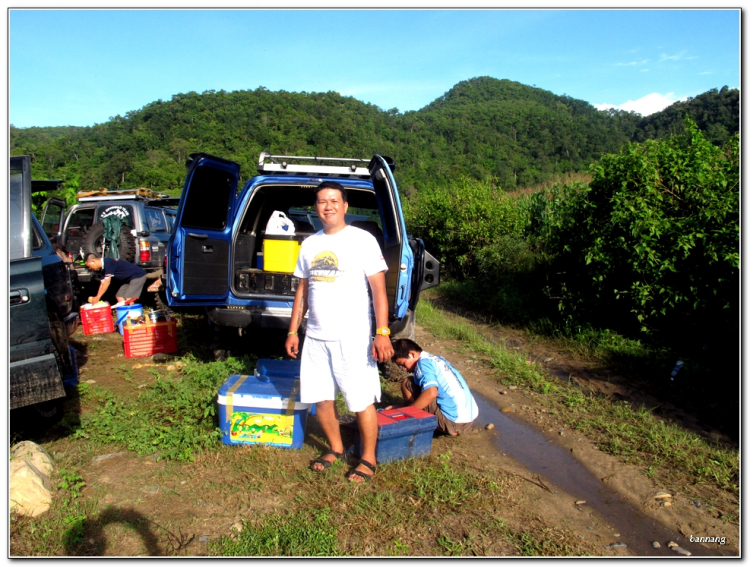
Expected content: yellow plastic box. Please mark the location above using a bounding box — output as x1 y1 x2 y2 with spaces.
263 235 301 273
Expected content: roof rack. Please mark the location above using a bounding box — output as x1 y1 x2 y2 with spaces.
77 187 172 202
257 152 372 177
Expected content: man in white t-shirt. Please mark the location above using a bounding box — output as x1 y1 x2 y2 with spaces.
285 181 393 483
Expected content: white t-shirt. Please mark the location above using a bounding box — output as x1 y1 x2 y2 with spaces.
294 225 388 340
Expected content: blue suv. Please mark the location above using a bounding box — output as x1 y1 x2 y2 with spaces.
166 153 439 340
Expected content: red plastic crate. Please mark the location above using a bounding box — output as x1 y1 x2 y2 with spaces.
80 305 115 335
123 320 178 358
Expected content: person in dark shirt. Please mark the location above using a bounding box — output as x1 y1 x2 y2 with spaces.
84 253 147 304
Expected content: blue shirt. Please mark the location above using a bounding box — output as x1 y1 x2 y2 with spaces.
413 352 478 424
102 257 146 282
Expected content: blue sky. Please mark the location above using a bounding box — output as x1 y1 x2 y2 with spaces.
8 8 740 128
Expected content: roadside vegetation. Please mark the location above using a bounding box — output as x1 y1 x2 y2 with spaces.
407 118 739 440
416 300 739 495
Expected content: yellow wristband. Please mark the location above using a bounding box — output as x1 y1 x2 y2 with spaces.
288 331 298 336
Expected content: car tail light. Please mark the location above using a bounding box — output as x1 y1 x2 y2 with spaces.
139 239 151 262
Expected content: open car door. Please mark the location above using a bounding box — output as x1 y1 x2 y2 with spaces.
166 154 240 306
368 155 413 321
40 197 67 240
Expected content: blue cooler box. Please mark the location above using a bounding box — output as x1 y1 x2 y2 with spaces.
353 407 438 464
218 362 310 449
255 359 315 415
255 359 300 380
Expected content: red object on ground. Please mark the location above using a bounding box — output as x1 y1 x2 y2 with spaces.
81 305 115 335
123 320 178 358
376 406 435 426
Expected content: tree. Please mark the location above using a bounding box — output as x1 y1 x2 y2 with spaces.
560 119 739 333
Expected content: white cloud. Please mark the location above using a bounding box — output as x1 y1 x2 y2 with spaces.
658 50 696 63
615 59 649 67
594 92 685 116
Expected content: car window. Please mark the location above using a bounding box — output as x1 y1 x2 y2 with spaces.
346 208 380 226
9 172 26 259
144 207 167 232
96 204 134 229
42 201 66 236
164 210 177 232
181 166 233 230
32 221 43 250
64 207 96 238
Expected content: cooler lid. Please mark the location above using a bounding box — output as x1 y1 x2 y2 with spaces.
376 407 438 433
255 359 301 380
219 373 300 400
263 234 301 242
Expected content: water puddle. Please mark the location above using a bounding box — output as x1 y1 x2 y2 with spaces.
473 393 724 557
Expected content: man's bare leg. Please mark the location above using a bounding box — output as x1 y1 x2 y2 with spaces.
311 400 344 471
350 404 378 482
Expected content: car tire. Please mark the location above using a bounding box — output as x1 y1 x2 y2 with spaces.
83 222 137 263
10 398 65 438
30 398 65 424
155 288 169 311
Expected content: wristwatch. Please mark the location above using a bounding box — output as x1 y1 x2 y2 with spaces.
376 327 391 336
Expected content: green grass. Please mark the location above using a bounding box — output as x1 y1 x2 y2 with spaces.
10 462 93 556
417 300 551 393
209 452 589 557
415 299 739 495
213 507 342 556
70 354 256 461
562 395 738 492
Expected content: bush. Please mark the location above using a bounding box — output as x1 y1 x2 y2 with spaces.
539 118 739 335
404 176 528 277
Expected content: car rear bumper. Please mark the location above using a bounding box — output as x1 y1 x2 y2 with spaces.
10 354 66 410
206 306 293 329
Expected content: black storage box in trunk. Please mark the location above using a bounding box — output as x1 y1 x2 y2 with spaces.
235 268 299 297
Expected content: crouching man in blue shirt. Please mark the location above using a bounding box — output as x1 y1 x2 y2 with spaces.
390 338 479 436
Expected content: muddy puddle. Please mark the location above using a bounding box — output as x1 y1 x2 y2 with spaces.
473 393 726 557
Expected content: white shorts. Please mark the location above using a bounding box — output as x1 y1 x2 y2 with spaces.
300 335 381 413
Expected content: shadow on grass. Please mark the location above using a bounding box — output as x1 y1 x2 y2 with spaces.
64 506 191 556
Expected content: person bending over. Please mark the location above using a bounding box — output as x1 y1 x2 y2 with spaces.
84 253 147 305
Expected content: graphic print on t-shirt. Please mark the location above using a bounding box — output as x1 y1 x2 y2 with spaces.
310 251 341 283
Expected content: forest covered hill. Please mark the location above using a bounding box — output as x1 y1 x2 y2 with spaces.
10 77 739 195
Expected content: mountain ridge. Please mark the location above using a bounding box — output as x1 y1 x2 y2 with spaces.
11 77 738 194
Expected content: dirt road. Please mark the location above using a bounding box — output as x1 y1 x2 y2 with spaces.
11 306 739 556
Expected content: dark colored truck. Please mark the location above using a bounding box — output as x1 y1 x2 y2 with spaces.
10 156 76 418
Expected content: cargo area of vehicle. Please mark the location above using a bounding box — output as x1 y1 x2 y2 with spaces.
229 183 399 302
